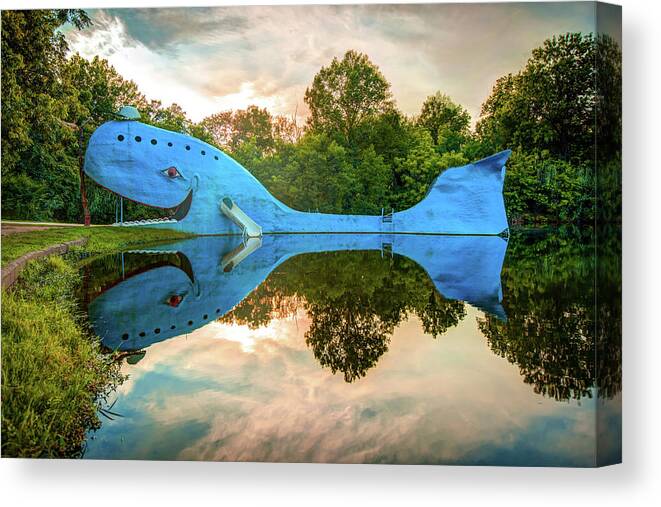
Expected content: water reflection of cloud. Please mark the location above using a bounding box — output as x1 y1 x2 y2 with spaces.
87 308 597 465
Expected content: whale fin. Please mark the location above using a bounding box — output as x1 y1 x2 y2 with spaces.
395 149 511 235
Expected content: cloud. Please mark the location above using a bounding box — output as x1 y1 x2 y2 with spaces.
67 4 595 124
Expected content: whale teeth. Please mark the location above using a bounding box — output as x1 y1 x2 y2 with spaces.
111 218 178 227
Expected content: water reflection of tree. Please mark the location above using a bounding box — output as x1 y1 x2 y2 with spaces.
306 304 393 382
478 229 621 401
223 251 467 382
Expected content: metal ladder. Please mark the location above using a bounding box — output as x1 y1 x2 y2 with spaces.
381 207 394 233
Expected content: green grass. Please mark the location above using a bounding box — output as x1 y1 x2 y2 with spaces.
1 225 192 266
1 225 194 457
1 257 122 457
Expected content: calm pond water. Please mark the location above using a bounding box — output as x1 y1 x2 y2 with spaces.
79 230 621 466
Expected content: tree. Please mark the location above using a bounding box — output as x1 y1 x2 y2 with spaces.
1 9 91 221
476 33 621 164
200 105 299 157
62 54 146 127
281 133 355 213
304 50 393 145
502 150 594 225
391 128 467 210
417 92 471 152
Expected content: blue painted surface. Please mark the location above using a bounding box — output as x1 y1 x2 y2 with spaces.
84 120 510 235
88 234 508 351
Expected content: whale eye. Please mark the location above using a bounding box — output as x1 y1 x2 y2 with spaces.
165 294 184 307
162 166 182 179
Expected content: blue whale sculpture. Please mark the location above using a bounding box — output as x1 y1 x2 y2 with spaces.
86 234 508 351
84 117 511 235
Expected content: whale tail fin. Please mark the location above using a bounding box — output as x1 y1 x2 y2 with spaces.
395 150 511 235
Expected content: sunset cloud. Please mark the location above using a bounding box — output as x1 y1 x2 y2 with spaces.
66 3 596 124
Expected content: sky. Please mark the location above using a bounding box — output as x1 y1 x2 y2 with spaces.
65 2 597 125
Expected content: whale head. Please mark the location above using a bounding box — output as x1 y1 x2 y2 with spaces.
83 120 211 221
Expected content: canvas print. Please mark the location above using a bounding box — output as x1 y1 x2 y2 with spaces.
1 2 621 466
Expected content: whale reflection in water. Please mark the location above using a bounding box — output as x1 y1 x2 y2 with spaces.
85 234 508 351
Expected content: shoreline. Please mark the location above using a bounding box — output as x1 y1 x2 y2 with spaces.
1 227 192 458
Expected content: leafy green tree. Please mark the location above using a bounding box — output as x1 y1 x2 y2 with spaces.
62 54 146 127
304 50 393 145
142 101 214 145
417 92 471 152
282 133 355 213
349 146 391 214
200 106 274 154
476 33 620 164
503 150 594 225
391 128 467 210
1 9 91 221
200 105 299 157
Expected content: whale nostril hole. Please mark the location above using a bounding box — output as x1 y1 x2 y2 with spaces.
188 320 193 326
154 328 160 334
135 136 142 142
117 135 125 141
139 331 146 337
185 145 191 151
151 139 157 145
201 150 206 156
167 142 173 147
121 333 129 340
214 155 219 160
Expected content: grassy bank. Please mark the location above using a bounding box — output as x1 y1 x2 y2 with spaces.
1 225 192 266
1 226 192 457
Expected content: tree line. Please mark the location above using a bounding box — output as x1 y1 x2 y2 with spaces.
1 9 621 225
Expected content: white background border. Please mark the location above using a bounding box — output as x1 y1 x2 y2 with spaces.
1 0 659 505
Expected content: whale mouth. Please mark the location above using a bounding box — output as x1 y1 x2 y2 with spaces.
84 251 195 304
108 188 193 227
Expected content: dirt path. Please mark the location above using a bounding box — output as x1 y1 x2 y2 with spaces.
2 224 55 236
1 221 83 236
